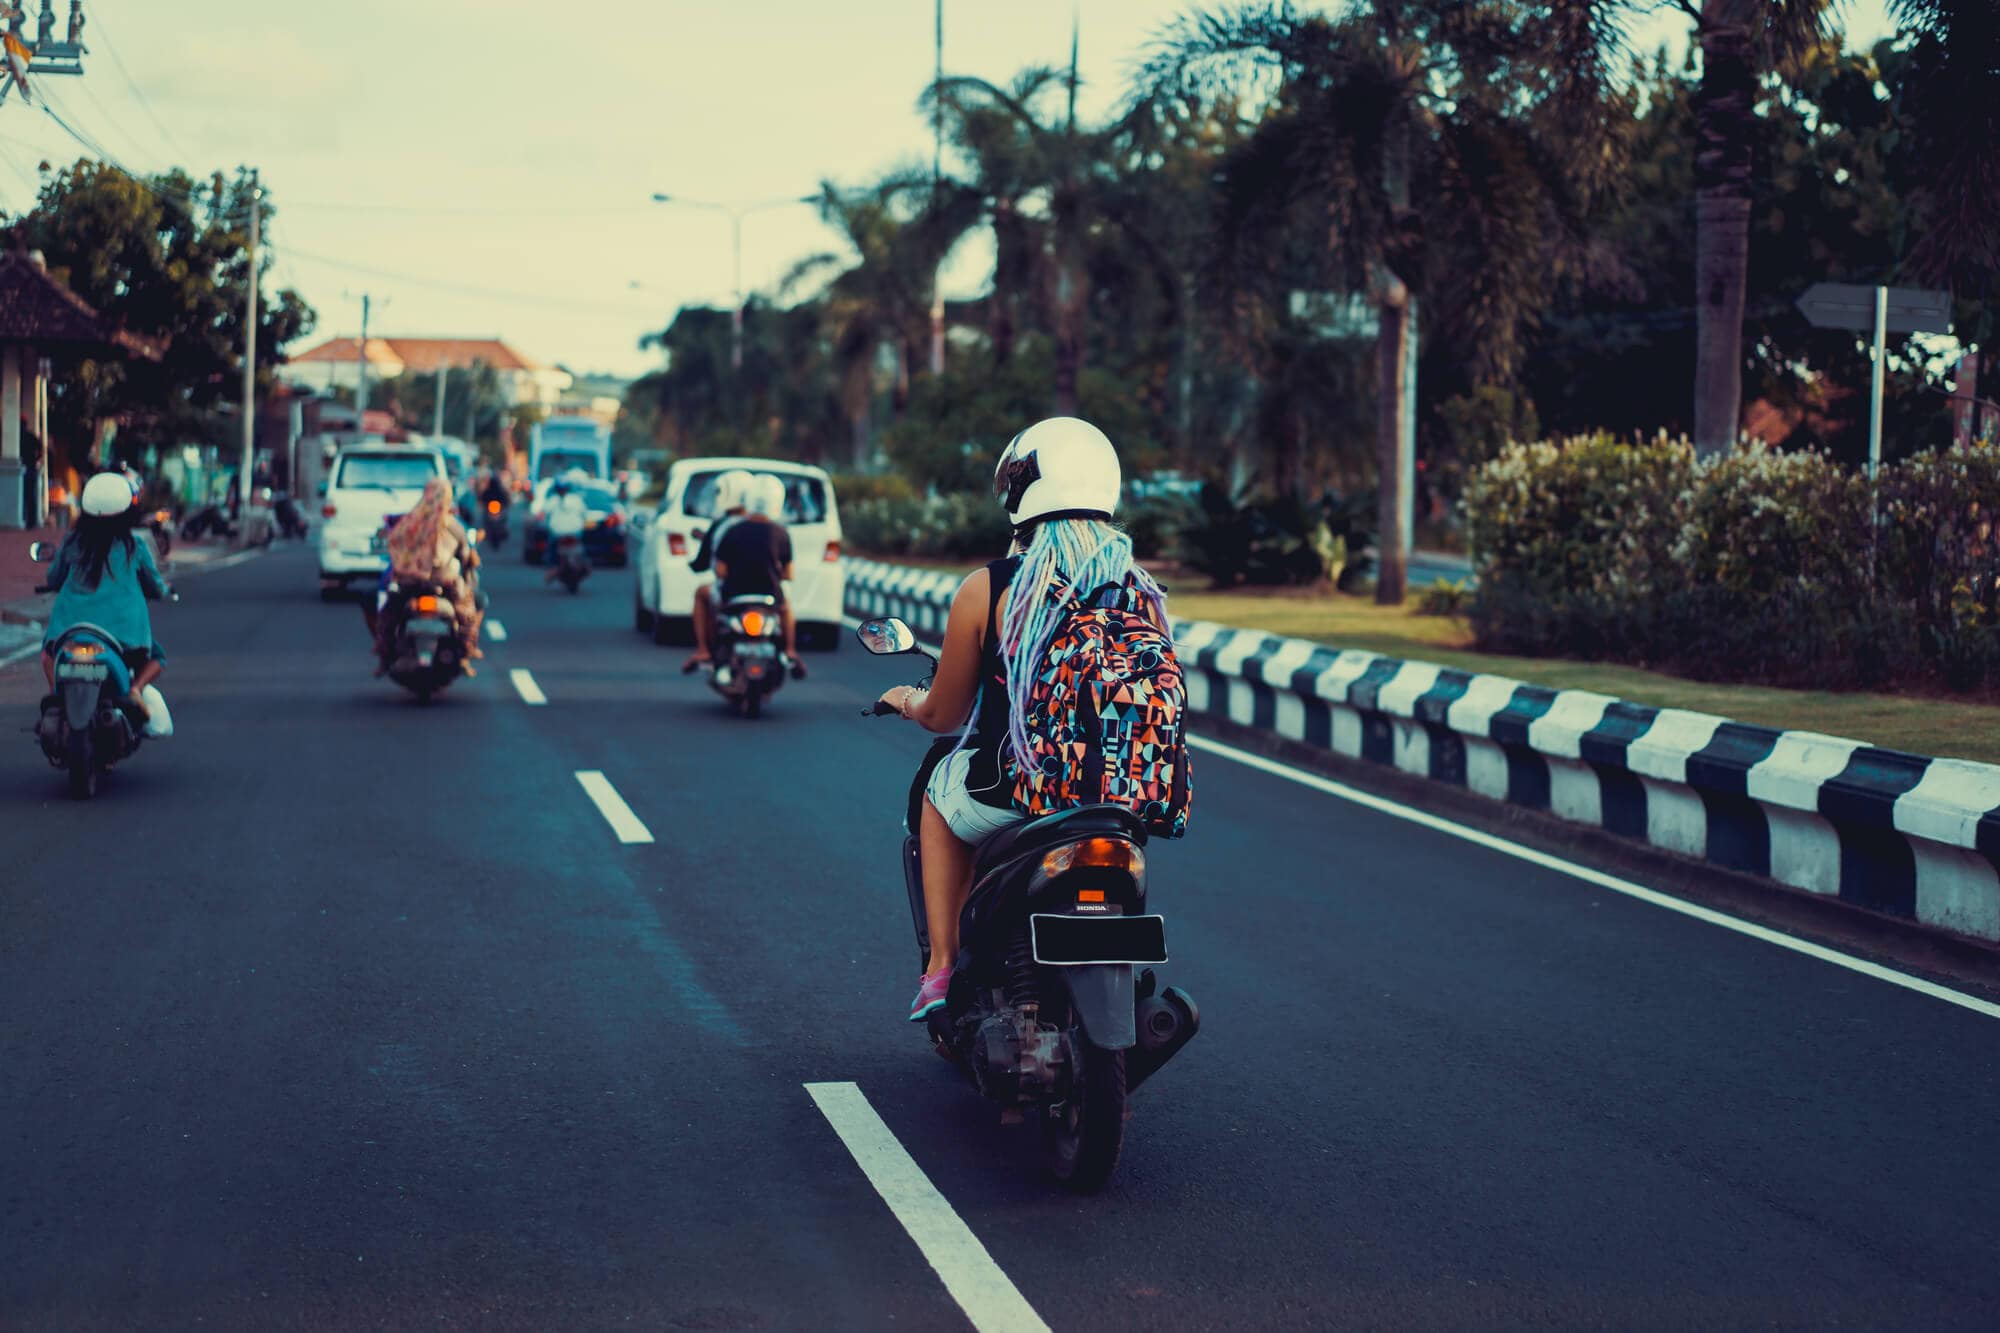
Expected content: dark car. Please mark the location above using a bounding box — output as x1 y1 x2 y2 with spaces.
523 481 629 567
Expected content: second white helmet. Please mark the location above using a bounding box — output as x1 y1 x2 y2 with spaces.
83 471 135 517
993 417 1121 527
712 469 757 513
748 474 787 518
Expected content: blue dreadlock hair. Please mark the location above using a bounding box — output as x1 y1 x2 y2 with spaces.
994 517 1168 769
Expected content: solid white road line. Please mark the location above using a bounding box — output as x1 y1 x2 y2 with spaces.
509 668 546 705
485 619 507 642
804 1082 1049 1333
574 770 654 845
1189 733 2000 1022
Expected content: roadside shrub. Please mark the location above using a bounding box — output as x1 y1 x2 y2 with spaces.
1416 576 1473 617
1183 483 1376 589
1463 433 1695 657
1462 434 2000 691
841 490 1013 561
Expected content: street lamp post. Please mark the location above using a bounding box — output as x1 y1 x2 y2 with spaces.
650 193 815 371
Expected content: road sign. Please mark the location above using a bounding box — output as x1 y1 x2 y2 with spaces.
1796 282 1952 335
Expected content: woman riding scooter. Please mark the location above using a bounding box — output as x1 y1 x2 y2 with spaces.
874 417 1173 1022
41 471 174 734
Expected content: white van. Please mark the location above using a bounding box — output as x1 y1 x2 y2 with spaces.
634 457 845 648
317 444 448 597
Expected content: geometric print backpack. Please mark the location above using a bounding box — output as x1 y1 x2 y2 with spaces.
1008 579 1193 839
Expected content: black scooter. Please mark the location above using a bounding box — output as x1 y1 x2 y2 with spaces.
706 593 787 718
378 580 465 704
859 616 1200 1191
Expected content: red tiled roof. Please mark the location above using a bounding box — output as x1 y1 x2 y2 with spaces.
287 335 546 373
385 338 543 373
291 336 404 368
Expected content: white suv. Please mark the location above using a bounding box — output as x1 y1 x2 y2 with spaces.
634 457 845 649
318 445 448 597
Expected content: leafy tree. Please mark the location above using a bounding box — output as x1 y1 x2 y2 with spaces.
5 160 315 460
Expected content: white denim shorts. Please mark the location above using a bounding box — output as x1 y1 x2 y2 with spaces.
925 749 1028 844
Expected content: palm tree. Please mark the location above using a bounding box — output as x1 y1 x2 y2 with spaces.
1667 0 1837 456
783 184 966 465
1887 0 2000 292
1145 2 1618 603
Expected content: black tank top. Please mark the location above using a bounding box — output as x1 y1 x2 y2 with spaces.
961 556 1021 809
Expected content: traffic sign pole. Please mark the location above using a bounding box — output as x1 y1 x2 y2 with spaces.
1868 285 1887 482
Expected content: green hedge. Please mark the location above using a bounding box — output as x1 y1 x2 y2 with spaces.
1463 436 2000 690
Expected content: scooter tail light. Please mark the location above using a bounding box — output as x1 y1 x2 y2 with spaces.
487 500 502 514
1041 838 1144 879
741 609 767 637
414 595 440 613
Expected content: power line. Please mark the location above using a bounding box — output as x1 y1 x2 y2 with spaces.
86 5 195 165
272 243 675 320
279 199 657 218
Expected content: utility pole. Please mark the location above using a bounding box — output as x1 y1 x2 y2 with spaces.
353 293 372 428
433 359 449 439
237 168 260 546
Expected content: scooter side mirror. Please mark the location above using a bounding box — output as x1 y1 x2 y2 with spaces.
27 541 51 562
857 617 918 656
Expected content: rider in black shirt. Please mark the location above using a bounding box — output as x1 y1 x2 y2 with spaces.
714 475 805 678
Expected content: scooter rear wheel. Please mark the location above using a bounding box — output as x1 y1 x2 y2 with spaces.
65 730 97 800
1045 1042 1126 1193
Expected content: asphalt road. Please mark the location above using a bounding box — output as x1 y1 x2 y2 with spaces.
3 543 1997 1330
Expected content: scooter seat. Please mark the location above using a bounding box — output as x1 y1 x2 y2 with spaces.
973 804 1148 880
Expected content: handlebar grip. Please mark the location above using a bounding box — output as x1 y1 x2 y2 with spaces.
32 584 52 594
867 700 900 717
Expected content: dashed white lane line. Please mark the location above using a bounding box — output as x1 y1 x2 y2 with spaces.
1189 733 2000 1023
574 770 654 844
485 618 507 641
804 1082 1048 1333
509 668 545 705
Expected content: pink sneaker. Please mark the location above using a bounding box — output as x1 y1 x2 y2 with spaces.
907 968 950 1023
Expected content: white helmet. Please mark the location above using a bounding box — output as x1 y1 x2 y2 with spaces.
748 474 787 518
82 472 134 517
712 469 757 513
993 417 1121 527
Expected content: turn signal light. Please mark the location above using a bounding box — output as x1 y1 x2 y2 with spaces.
668 533 688 556
823 540 841 562
741 609 767 637
66 643 101 660
414 595 440 613
1040 838 1144 879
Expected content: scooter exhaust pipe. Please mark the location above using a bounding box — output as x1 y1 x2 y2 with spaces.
1128 985 1200 1093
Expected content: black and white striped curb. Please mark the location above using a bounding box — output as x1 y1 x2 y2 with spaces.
845 557 2000 944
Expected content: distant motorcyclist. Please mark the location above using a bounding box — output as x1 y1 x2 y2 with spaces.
682 469 755 672
41 471 174 733
541 469 590 585
715 473 804 679
367 478 484 675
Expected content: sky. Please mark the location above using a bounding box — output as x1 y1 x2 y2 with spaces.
0 1 1899 380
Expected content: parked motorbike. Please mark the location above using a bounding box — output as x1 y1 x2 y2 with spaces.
858 616 1200 1191
179 501 235 542
377 580 464 703
142 507 174 561
705 593 787 718
272 491 309 540
553 535 589 593
27 542 174 799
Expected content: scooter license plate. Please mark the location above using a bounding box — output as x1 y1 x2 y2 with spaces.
56 663 108 681
736 641 777 657
405 617 450 635
369 534 388 554
1030 913 1169 966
